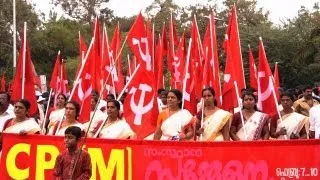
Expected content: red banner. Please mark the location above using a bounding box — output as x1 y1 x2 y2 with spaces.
1 134 320 179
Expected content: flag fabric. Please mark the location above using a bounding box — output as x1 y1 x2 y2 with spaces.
111 22 124 94
222 35 238 112
127 13 152 72
155 35 164 90
182 39 197 115
0 75 5 92
226 6 246 91
101 27 116 95
273 62 280 100
75 32 88 78
11 30 38 116
89 18 102 92
190 17 203 99
171 34 186 90
202 12 222 106
257 38 277 115
49 52 70 105
123 69 158 139
248 46 258 90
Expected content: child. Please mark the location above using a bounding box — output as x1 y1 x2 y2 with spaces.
53 126 91 179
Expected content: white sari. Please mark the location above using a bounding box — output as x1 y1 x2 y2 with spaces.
276 112 308 139
201 109 232 141
53 121 85 136
98 119 134 139
83 110 107 135
48 108 65 129
160 109 193 140
3 118 41 134
237 111 268 140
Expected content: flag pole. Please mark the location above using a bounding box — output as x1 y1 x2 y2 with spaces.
152 23 155 72
181 39 192 109
270 76 288 140
127 54 132 76
41 88 53 134
68 38 94 101
116 64 141 102
199 98 204 141
21 22 27 99
234 81 248 140
13 0 17 72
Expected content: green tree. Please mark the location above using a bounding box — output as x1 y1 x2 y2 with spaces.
52 0 114 26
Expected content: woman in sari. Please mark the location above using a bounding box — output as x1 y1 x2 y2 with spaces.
2 99 41 134
0 99 41 151
195 87 232 141
95 99 135 139
270 92 308 139
154 89 194 141
48 101 85 136
230 92 269 141
46 94 67 133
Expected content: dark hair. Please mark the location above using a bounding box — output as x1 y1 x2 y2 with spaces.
0 91 10 102
65 126 82 140
17 99 31 110
303 85 313 92
168 89 183 108
157 88 165 95
58 93 67 101
241 92 258 111
107 99 121 111
91 90 99 96
280 91 295 101
66 101 80 119
202 87 215 97
106 94 115 100
92 96 99 103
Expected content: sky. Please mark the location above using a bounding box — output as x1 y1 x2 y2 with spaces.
29 0 319 24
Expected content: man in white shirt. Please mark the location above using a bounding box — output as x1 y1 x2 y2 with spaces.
309 104 320 139
0 92 15 132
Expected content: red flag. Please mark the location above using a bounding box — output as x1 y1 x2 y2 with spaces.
226 6 246 91
161 23 168 55
111 22 124 94
50 52 70 101
167 13 179 84
0 75 5 92
11 28 38 116
190 17 204 98
274 62 280 100
257 37 277 115
123 69 158 139
101 27 116 95
248 46 258 90
89 18 102 92
202 13 222 106
75 32 87 78
71 39 95 123
182 39 197 115
127 13 152 71
170 34 185 90
222 35 238 112
155 35 164 90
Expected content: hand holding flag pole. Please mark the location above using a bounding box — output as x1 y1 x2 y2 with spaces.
234 81 248 140
270 76 288 140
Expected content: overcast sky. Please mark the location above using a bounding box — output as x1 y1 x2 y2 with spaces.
30 0 319 24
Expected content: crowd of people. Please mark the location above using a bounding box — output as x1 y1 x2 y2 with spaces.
0 85 319 143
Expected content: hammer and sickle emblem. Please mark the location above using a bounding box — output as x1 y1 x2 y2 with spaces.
77 73 92 101
129 83 154 125
132 38 151 71
172 56 181 81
